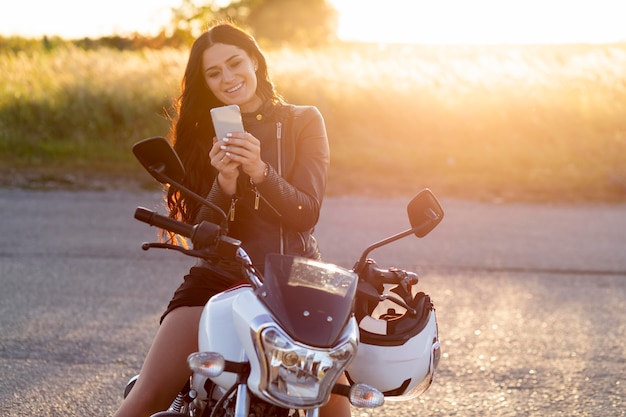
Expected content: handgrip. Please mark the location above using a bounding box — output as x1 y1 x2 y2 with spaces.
134 207 194 238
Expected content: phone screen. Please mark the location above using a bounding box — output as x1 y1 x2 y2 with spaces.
210 104 244 140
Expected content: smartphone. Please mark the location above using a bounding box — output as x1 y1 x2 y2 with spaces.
210 104 244 140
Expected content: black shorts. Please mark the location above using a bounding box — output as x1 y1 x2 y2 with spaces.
160 262 245 323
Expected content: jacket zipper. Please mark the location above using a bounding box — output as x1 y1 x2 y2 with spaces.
276 122 282 174
228 197 238 221
276 121 284 254
250 180 260 210
249 178 281 216
234 120 285 251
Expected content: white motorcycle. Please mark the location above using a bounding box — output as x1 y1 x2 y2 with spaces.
125 137 444 417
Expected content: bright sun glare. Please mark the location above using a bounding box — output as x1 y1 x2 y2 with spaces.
1 0 625 44
333 0 626 44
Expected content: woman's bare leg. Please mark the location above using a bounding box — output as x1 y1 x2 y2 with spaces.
114 306 352 417
113 306 203 417
319 374 352 417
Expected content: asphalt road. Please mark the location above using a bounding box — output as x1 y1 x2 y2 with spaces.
1 189 625 417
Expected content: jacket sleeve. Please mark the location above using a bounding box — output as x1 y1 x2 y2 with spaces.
255 106 329 232
195 178 233 224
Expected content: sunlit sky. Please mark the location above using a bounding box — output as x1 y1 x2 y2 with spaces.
1 0 626 44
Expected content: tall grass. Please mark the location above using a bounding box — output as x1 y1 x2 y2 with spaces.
2 42 625 201
0 46 184 167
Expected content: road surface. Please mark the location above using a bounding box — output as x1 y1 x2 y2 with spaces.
1 189 625 416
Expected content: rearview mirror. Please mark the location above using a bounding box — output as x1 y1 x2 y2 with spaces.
354 188 445 272
407 188 444 237
132 136 185 184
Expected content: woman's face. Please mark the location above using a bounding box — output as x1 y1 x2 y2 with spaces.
202 43 262 113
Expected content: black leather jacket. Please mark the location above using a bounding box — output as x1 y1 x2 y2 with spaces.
197 102 329 272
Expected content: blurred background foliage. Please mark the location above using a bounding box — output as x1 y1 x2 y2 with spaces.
0 0 338 52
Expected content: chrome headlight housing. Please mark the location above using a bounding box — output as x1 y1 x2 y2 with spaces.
254 319 358 408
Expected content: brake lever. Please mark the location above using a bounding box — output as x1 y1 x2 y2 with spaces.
378 294 417 316
140 242 213 259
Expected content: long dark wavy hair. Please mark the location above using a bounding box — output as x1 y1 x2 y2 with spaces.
166 22 283 225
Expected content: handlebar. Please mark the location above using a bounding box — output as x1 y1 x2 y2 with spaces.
134 207 221 248
135 207 193 237
357 259 418 286
355 259 420 314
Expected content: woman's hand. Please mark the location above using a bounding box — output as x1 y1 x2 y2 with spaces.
214 132 267 184
209 131 267 194
209 136 240 195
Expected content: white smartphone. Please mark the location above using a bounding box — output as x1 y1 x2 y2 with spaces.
210 104 244 140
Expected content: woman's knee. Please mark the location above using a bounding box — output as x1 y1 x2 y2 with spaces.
113 306 204 417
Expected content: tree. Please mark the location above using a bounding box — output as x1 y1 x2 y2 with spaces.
167 0 219 43
245 0 338 46
168 0 338 47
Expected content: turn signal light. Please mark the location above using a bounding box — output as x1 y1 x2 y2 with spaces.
348 383 385 408
187 351 225 377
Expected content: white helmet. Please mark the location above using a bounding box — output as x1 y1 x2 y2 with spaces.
346 285 440 401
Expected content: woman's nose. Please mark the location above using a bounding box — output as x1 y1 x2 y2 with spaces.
222 68 235 81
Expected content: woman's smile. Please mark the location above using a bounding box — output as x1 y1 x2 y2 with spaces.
226 82 244 93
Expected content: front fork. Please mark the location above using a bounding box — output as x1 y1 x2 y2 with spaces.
233 383 250 417
232 382 319 417
125 374 202 416
306 409 320 417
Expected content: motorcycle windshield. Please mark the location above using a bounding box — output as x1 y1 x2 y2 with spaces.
258 254 358 348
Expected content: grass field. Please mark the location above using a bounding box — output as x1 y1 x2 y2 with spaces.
1 42 625 202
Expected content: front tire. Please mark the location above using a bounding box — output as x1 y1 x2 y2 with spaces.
123 375 139 399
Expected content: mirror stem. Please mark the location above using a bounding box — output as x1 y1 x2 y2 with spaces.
355 219 435 272
149 166 229 228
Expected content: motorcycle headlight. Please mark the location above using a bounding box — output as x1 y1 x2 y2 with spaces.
256 325 357 408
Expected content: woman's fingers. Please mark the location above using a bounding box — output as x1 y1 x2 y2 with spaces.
222 133 260 153
211 132 263 179
219 134 260 163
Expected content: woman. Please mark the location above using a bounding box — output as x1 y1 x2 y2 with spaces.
113 22 351 417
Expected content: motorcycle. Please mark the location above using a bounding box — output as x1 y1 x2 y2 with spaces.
124 136 444 417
